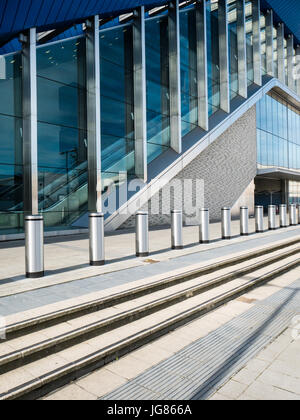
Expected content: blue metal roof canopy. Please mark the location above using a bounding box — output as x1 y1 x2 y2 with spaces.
0 0 167 44
0 0 299 49
261 0 300 45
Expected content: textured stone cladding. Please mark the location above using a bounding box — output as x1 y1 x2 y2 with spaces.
120 105 257 229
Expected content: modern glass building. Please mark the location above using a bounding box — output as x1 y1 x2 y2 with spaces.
0 0 299 237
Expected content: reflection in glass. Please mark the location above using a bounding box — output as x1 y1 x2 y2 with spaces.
37 37 88 227
100 24 136 195
257 92 300 173
145 15 170 162
0 52 23 233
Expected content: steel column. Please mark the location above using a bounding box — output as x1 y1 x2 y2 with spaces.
168 0 182 154
218 0 230 113
277 23 285 84
21 28 38 216
86 16 102 213
252 0 262 86
265 9 274 77
196 0 208 130
133 6 147 181
237 0 247 98
287 35 295 90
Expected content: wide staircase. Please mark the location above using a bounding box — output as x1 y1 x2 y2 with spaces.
0 234 299 400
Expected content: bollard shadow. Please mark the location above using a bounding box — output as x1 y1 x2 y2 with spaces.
190 287 298 400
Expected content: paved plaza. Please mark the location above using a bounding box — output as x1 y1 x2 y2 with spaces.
0 220 299 401
43 267 300 400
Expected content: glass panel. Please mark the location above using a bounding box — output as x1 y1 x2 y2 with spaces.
147 142 170 164
0 53 22 118
100 24 135 186
145 15 170 163
37 37 86 88
37 37 88 228
0 52 23 233
256 92 300 173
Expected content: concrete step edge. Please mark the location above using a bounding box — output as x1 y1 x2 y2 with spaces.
5 236 300 336
1 256 299 401
1 245 299 371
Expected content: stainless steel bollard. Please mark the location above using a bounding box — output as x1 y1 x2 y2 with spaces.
136 211 149 257
89 213 105 266
199 208 210 244
279 204 288 228
255 206 264 233
289 204 297 226
171 210 183 250
268 205 276 230
221 207 231 240
240 207 249 236
25 215 44 279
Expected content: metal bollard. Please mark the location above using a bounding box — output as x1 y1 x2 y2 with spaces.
240 207 249 236
171 210 183 250
25 215 44 279
136 211 149 257
298 205 300 225
199 208 210 244
221 207 231 240
289 204 297 226
255 206 264 233
89 213 105 266
279 204 288 228
268 205 276 230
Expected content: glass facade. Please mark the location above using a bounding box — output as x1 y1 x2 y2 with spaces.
0 52 23 233
257 92 300 171
0 1 299 235
36 37 88 229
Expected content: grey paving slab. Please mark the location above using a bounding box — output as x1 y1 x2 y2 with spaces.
101 278 300 401
0 228 298 317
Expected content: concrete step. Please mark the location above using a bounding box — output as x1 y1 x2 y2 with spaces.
1 241 299 374
0 245 298 400
5 236 300 340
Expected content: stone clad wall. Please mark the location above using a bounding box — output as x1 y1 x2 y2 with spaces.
120 106 257 229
